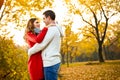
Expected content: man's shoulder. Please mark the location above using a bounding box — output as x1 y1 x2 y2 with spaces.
48 26 58 30
49 25 58 28
46 26 57 35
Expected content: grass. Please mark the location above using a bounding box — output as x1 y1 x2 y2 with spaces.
58 60 120 80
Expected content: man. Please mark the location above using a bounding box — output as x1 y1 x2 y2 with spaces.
28 10 64 80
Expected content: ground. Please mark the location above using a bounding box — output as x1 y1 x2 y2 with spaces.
58 60 120 80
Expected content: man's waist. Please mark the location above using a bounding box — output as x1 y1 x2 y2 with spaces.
43 58 61 67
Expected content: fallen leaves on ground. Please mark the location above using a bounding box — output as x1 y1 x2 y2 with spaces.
58 61 120 80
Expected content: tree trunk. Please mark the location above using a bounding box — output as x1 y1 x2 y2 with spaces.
98 42 104 62
66 52 69 67
103 45 107 60
61 53 65 64
70 55 73 63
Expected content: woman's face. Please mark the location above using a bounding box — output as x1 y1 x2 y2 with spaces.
33 20 40 28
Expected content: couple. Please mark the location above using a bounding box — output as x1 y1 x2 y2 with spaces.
24 10 64 80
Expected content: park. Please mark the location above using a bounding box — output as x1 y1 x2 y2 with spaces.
0 0 120 80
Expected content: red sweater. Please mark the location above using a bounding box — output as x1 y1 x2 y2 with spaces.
26 27 48 80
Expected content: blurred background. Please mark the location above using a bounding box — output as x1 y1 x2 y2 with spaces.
0 0 120 80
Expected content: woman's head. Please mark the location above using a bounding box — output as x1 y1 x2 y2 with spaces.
26 18 40 33
24 18 40 41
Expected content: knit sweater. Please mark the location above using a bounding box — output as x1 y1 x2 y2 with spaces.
28 25 64 67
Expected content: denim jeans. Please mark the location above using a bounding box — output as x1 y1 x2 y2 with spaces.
44 63 60 80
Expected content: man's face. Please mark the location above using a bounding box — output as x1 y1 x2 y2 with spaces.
43 15 50 26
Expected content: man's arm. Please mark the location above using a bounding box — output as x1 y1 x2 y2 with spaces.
28 27 55 56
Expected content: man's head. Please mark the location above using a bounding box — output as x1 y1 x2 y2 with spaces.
43 10 56 26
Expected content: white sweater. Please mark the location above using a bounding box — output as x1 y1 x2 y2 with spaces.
28 25 64 67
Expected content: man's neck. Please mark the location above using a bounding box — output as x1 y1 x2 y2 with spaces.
50 20 55 24
47 21 56 27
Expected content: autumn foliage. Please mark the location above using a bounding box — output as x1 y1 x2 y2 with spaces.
0 36 29 79
0 0 120 79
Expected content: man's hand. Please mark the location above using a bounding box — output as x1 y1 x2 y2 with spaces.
28 48 32 57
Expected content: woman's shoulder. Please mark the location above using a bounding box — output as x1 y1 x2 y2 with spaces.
26 31 36 36
27 31 33 34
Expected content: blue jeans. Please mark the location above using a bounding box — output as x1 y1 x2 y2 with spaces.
44 63 60 80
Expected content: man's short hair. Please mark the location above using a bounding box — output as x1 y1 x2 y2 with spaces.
43 10 56 20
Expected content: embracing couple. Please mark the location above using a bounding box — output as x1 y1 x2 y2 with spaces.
24 10 64 80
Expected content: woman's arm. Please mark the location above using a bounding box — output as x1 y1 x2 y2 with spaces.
28 27 56 56
26 27 48 43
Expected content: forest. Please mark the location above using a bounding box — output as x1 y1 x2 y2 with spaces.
0 0 120 79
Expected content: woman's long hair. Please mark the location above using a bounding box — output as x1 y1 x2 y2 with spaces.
24 18 38 42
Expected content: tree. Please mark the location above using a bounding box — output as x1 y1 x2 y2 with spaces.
0 0 53 27
61 20 80 66
112 21 120 47
0 36 29 79
103 21 120 60
64 0 120 62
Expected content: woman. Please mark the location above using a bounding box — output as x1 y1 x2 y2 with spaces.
24 18 48 80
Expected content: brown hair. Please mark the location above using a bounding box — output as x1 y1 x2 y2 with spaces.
24 18 38 41
43 10 56 20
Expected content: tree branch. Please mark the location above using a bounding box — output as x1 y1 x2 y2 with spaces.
2 72 11 78
85 4 101 42
109 38 119 47
98 10 102 25
85 4 99 27
0 0 8 21
99 2 109 43
101 17 108 43
89 30 98 40
80 14 96 28
78 4 96 29
0 2 6 21
99 2 108 20
109 12 118 19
